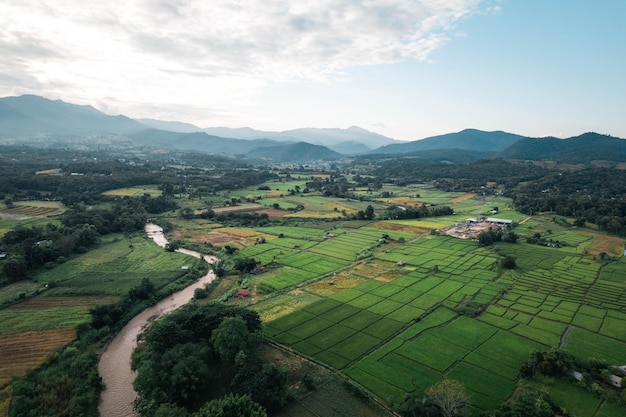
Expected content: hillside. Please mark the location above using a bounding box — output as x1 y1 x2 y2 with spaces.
3 95 626 166
205 125 397 149
246 141 343 163
374 129 525 154
0 95 145 137
129 129 285 155
500 132 626 163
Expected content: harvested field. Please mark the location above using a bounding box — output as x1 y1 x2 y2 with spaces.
198 231 248 246
584 233 624 257
368 221 431 235
212 203 266 213
218 227 265 237
0 205 60 218
199 205 290 218
305 273 366 296
0 327 76 377
448 193 477 203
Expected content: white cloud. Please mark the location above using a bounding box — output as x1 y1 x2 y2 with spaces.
0 0 491 124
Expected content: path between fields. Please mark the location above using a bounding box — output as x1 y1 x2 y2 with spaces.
97 223 216 417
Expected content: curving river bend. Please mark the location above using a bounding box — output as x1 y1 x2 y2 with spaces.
98 223 216 417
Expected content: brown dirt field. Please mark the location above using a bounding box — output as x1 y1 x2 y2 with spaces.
585 234 624 257
351 260 400 279
448 193 477 203
203 205 290 219
368 221 431 235
305 273 365 296
0 327 76 377
376 272 404 282
200 231 248 246
8 296 120 310
218 227 263 237
0 206 59 217
212 203 265 213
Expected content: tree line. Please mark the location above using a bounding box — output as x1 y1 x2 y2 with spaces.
371 158 626 236
132 302 290 416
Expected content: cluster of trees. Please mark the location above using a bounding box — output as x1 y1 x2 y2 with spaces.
0 145 273 205
199 210 272 227
398 379 469 417
9 274 203 417
1 197 159 282
384 204 454 220
520 348 626 404
372 157 626 236
477 228 518 246
9 343 103 416
132 302 290 416
372 158 551 193
512 167 626 235
482 383 567 417
525 232 567 248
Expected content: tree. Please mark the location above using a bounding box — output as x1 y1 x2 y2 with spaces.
501 255 516 269
2 255 28 281
193 393 267 417
365 205 375 220
233 257 257 274
426 379 469 417
211 316 252 364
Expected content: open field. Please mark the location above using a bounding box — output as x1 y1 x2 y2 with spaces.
102 185 162 197
250 216 626 415
0 231 201 399
0 327 76 378
4 179 626 416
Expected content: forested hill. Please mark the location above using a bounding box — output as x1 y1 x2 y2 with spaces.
0 94 145 137
373 129 526 154
246 142 343 163
499 132 626 163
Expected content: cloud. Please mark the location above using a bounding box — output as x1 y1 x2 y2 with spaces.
0 0 492 123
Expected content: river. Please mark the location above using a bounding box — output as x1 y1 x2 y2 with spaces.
98 223 216 417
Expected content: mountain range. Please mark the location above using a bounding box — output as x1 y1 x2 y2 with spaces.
1 94 625 165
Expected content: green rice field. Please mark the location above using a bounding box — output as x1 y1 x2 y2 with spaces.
251 221 626 416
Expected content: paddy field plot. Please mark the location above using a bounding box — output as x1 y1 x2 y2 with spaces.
257 228 626 415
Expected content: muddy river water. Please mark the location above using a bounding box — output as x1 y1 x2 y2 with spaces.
97 223 216 417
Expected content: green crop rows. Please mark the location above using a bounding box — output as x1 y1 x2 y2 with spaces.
257 228 626 415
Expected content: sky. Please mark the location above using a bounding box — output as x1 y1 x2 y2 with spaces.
1 0 625 141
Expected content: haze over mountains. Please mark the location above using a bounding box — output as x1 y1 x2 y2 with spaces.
1 94 625 165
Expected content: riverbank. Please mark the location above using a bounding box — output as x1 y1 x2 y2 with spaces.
98 223 216 417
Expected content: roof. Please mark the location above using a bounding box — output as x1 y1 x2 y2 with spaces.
486 217 513 224
236 289 251 297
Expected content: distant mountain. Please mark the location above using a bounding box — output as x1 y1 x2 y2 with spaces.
0 95 395 159
246 142 343 163
203 126 265 139
374 129 525 154
129 129 286 155
3 95 624 166
500 132 626 163
0 95 145 137
328 140 372 155
136 118 203 133
204 125 397 149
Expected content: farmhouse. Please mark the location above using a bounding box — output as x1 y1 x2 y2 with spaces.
485 218 513 226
